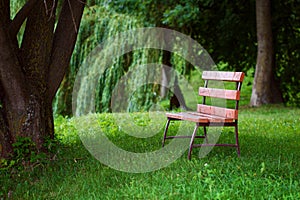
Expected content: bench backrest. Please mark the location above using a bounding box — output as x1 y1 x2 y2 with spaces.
198 71 245 119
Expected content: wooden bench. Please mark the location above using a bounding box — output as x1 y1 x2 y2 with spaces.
162 71 245 159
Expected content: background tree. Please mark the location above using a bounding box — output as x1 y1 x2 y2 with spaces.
118 0 299 107
0 0 86 158
251 0 276 106
250 0 282 106
54 0 300 119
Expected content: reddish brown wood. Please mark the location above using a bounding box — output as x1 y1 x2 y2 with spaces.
166 112 208 123
202 71 245 82
186 112 235 122
199 87 241 100
197 104 238 119
162 71 245 159
166 112 235 123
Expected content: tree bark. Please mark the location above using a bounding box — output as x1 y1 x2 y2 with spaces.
250 0 282 106
0 0 86 158
0 107 12 158
160 50 172 98
48 0 86 100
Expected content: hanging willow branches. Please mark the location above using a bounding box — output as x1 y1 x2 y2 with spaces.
54 5 161 115
54 3 192 116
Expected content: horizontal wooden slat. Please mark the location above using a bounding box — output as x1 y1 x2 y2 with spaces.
202 71 245 82
186 112 235 122
166 112 235 123
166 112 207 122
199 87 241 100
197 104 238 119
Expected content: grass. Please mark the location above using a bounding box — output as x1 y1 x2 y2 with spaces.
1 105 300 199
1 73 300 199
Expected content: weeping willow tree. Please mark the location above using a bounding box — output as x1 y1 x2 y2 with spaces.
54 5 189 115
53 5 144 114
55 0 300 115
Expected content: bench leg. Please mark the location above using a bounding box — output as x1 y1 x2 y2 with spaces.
235 124 240 156
188 124 199 160
162 119 171 147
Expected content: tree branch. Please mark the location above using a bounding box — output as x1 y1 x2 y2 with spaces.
48 0 86 100
0 0 11 27
0 20 28 109
67 0 78 33
9 0 38 37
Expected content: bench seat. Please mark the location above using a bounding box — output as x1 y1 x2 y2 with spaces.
166 112 235 123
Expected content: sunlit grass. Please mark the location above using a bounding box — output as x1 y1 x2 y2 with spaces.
1 105 300 199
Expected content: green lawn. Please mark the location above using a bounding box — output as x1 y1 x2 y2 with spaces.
1 105 300 199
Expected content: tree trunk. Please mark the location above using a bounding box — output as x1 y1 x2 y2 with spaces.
250 0 282 106
160 50 172 98
0 0 85 158
0 108 13 157
159 27 189 110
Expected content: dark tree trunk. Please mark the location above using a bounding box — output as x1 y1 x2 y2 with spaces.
160 50 172 98
159 26 189 110
0 108 12 158
0 0 85 158
250 0 282 106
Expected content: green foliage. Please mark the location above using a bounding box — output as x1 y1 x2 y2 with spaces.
0 136 55 172
10 0 26 18
54 5 163 114
53 0 300 117
163 3 200 28
107 0 173 26
108 0 257 72
54 115 79 145
12 137 36 160
272 0 300 106
165 0 257 71
106 0 300 106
